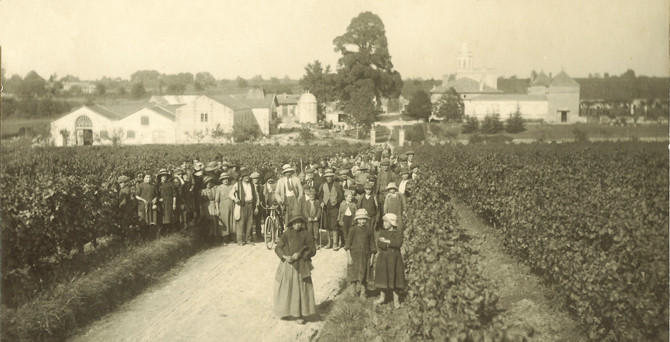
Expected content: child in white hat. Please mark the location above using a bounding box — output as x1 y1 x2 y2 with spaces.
345 209 377 298
374 213 405 309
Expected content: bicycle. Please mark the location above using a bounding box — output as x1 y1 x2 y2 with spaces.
261 203 284 250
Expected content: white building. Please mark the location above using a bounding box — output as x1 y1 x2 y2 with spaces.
118 104 177 144
431 44 584 124
297 92 318 124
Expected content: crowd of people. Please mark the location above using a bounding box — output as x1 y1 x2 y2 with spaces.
114 145 419 322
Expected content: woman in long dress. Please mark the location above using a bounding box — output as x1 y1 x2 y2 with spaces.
274 216 317 323
215 172 235 243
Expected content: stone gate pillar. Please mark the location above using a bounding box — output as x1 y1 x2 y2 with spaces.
370 127 376 145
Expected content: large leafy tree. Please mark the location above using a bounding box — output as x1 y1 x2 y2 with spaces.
300 60 337 115
406 90 432 120
18 71 47 99
195 72 217 90
333 11 403 129
433 89 464 122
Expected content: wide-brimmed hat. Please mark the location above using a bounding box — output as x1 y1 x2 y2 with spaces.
383 213 398 227
405 150 415 156
205 161 221 172
173 168 185 176
219 172 231 180
250 171 260 179
194 162 204 171
324 168 335 177
386 182 398 190
358 164 369 171
117 175 130 183
305 167 315 174
157 168 170 177
281 164 295 173
287 216 305 226
354 209 369 221
203 175 214 184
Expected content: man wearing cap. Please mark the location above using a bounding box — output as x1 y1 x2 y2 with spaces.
303 167 318 191
376 159 398 228
318 168 344 249
116 175 134 240
405 150 415 169
250 171 265 242
229 170 259 245
276 164 304 225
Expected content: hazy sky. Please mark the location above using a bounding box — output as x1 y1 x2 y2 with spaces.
1 0 667 81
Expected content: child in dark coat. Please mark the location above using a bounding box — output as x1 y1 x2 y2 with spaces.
301 189 322 249
345 209 377 298
374 213 405 309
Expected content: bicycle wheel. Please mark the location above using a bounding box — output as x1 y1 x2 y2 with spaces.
264 216 275 250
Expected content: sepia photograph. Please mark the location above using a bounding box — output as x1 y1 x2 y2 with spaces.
0 0 668 341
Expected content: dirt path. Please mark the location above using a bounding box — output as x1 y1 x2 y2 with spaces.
453 201 583 342
69 243 348 342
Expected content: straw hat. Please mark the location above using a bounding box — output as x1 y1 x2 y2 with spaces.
386 182 398 190
250 171 260 179
324 168 335 177
157 169 170 177
358 164 369 171
281 164 295 173
338 169 350 176
354 209 369 221
219 172 231 180
405 150 415 156
194 162 204 171
117 175 130 183
203 175 214 184
383 213 398 227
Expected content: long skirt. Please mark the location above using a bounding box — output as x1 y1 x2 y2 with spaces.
274 261 316 318
374 249 406 290
348 248 371 283
218 199 234 237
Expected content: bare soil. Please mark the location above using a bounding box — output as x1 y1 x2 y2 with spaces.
453 201 585 342
69 243 348 342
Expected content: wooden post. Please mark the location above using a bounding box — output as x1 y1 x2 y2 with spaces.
370 126 376 145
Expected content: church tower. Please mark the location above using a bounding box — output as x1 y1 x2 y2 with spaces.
457 42 473 70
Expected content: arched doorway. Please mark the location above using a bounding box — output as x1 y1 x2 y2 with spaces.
75 115 93 146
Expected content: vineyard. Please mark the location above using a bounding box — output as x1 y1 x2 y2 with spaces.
418 142 668 341
0 142 366 307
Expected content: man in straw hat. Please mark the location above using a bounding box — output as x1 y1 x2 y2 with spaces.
317 168 344 249
276 163 303 226
229 169 259 245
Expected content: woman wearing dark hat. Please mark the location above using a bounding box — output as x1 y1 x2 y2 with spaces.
116 175 134 240
200 175 218 243
215 172 235 243
157 169 176 239
274 216 317 323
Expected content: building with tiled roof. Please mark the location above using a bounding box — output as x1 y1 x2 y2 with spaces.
432 44 583 123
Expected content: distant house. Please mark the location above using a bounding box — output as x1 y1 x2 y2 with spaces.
63 81 97 94
50 103 147 146
50 90 283 146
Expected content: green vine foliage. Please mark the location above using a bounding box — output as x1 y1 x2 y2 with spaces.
420 142 668 341
404 167 508 340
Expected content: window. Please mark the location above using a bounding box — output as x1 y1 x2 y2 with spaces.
201 113 209 122
141 116 149 125
127 130 136 139
100 130 109 139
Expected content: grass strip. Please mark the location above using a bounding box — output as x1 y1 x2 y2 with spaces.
1 231 203 342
